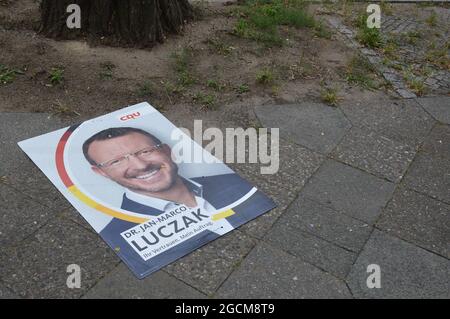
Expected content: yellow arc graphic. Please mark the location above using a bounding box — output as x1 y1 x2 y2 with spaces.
68 185 236 224
211 209 236 221
68 185 148 224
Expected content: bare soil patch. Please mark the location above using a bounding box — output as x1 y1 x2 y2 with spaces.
0 1 391 129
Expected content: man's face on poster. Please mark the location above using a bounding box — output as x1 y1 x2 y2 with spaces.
88 132 178 194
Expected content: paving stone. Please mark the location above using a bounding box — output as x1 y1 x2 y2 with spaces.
340 98 434 146
0 112 70 209
83 263 206 299
301 160 395 224
164 230 257 296
361 48 376 56
0 282 19 299
2 163 70 210
0 183 53 246
425 78 438 86
0 218 120 298
377 187 450 258
382 16 420 34
416 96 450 124
270 197 373 252
420 124 450 158
366 55 381 65
347 230 450 299
231 139 324 239
216 243 352 298
205 230 258 263
383 72 403 83
265 224 356 279
255 103 351 154
60 206 96 234
166 252 233 297
231 138 325 194
403 152 450 204
0 113 67 176
237 187 294 239
332 127 416 182
234 166 318 240
265 197 367 278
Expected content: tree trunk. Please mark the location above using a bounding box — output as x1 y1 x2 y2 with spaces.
39 0 194 47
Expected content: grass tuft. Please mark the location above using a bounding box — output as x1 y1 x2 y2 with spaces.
256 68 275 85
0 64 18 85
49 67 65 85
236 83 250 94
172 48 196 86
321 87 340 106
425 12 438 27
403 71 427 96
345 55 380 90
355 13 382 48
99 62 116 80
137 81 155 98
233 0 320 47
193 92 216 109
206 79 226 92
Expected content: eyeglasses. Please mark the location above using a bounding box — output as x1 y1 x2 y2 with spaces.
97 144 162 169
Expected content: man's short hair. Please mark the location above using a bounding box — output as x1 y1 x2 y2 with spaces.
82 127 162 166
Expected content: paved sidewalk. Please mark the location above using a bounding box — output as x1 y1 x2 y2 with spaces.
0 94 449 298
325 4 450 99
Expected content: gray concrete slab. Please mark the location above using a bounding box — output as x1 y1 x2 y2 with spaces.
332 127 416 182
403 152 450 204
416 96 450 124
2 163 70 210
340 98 435 146
166 251 234 297
232 138 325 193
0 98 446 298
0 218 119 298
347 230 450 299
0 282 19 299
0 183 53 246
265 202 358 278
164 230 257 296
204 230 257 263
269 197 372 253
237 188 295 239
420 124 450 159
377 187 450 258
83 263 206 299
232 139 324 239
255 103 351 154
301 160 395 224
0 113 70 209
0 113 67 176
233 169 303 240
60 206 96 234
216 242 352 299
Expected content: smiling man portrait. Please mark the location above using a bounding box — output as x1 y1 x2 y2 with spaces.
82 126 275 276
83 127 201 210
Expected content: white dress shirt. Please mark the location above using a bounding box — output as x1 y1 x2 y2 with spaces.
124 178 217 214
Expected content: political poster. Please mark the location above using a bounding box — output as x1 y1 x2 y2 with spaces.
18 102 276 279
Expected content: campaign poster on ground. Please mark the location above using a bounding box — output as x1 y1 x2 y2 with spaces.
18 102 276 279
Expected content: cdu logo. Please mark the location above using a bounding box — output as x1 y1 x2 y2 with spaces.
120 112 142 122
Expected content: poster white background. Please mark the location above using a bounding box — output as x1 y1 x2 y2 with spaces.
19 103 233 232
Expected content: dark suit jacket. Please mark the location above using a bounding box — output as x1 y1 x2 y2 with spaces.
100 173 275 279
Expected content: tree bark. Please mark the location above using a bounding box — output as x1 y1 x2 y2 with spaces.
39 0 194 47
